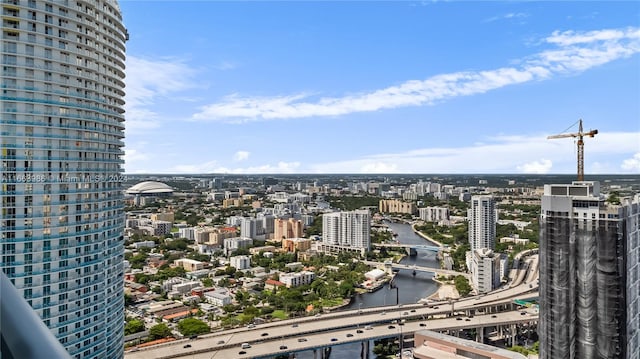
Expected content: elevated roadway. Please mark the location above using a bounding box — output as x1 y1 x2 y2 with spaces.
127 310 538 359
126 281 538 359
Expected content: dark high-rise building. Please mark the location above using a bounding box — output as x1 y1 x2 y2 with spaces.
0 1 127 358
539 181 639 359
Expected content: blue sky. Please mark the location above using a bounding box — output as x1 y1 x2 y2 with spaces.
119 1 640 174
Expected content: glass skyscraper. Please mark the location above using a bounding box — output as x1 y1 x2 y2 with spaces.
1 1 126 358
539 181 640 359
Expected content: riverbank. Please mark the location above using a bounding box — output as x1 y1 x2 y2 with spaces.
427 277 460 301
411 222 444 248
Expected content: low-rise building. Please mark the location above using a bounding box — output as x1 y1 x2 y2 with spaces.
413 330 527 359
249 245 276 255
174 258 205 272
133 240 156 249
203 289 233 306
282 238 312 252
280 271 315 288
230 255 251 270
153 220 173 236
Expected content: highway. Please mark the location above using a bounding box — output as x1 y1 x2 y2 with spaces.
127 310 538 359
125 281 538 359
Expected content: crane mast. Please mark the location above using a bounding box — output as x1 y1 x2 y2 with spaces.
547 119 598 181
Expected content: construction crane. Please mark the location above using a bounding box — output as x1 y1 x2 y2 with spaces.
547 119 598 181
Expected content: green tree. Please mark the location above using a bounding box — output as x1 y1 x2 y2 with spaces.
124 319 145 335
149 323 173 340
454 275 472 297
201 278 213 288
177 318 211 336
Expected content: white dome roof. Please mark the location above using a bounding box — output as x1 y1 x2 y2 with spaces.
126 181 174 195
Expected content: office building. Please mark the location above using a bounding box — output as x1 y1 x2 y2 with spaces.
0 1 127 358
468 195 496 251
539 182 639 359
322 210 370 250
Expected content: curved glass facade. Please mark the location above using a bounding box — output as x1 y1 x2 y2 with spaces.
1 1 126 358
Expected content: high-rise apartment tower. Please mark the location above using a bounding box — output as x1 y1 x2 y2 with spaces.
1 1 127 358
322 210 371 249
539 181 639 359
468 195 496 251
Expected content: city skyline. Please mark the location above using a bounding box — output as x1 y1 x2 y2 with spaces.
120 1 639 175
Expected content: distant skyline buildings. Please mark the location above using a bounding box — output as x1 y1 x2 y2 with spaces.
539 181 640 359
0 0 127 358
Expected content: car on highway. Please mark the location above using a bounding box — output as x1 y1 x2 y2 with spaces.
189 335 198 340
521 312 527 315
388 325 396 329
410 309 416 313
419 323 426 327
331 338 338 342
239 351 247 355
456 317 462 321
346 333 354 337
403 312 409 316
298 338 307 342
217 340 225 345
247 324 255 329
292 324 298 328
356 329 363 334
183 344 191 348
241 343 251 349
261 333 269 337
491 315 497 318
365 325 373 330
465 319 471 321
280 345 288 350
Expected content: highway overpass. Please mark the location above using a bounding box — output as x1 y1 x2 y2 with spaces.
126 281 538 359
126 310 538 359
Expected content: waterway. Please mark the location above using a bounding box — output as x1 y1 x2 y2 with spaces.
296 221 440 359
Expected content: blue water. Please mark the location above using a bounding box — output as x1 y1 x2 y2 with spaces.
294 221 440 359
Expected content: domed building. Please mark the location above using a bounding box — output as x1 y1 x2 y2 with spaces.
126 181 174 196
125 181 174 206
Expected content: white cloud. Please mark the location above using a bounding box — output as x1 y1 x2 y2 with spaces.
123 148 149 163
360 162 400 174
483 12 529 23
191 27 640 123
162 160 301 174
124 56 199 132
309 131 639 174
516 159 553 174
233 151 250 161
621 152 640 172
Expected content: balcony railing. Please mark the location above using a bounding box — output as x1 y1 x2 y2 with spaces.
0 270 71 359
